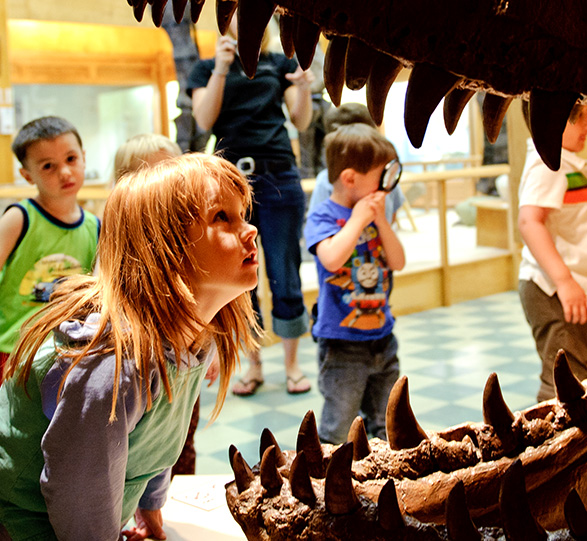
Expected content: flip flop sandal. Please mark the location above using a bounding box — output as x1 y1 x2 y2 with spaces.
232 378 264 396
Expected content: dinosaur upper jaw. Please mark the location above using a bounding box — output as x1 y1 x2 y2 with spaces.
128 0 587 170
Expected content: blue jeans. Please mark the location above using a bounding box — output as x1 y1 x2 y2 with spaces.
317 334 399 444
249 167 309 339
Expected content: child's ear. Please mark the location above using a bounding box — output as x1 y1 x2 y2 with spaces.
339 168 356 187
19 168 34 185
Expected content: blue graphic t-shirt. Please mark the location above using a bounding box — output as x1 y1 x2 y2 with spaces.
304 199 394 341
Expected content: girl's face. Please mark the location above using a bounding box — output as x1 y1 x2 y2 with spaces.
187 181 258 315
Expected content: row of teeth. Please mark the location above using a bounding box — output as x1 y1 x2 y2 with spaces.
226 349 587 538
128 0 583 172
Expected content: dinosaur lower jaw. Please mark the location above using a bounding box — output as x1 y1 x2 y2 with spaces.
225 351 587 539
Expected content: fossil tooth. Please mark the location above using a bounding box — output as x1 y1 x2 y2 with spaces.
499 458 547 540
386 375 428 451
443 88 476 135
347 416 372 460
189 0 206 23
237 0 276 78
482 93 513 144
216 0 238 35
296 410 325 478
133 0 149 22
293 13 321 71
345 38 375 91
377 479 405 531
150 0 168 27
554 349 586 404
366 52 403 126
290 450 316 507
230 448 255 494
324 35 349 107
529 89 581 171
482 372 517 452
260 445 283 494
404 63 461 148
325 442 359 515
445 480 481 540
171 0 188 22
260 427 286 467
228 443 238 466
278 13 295 59
564 488 587 538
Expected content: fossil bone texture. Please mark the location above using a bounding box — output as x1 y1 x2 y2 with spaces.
225 350 587 540
126 0 587 170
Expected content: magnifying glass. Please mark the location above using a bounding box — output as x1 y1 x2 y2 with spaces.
379 159 402 192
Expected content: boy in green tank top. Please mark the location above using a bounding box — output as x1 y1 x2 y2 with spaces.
0 116 100 375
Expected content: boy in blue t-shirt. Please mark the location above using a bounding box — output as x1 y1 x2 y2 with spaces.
304 123 405 444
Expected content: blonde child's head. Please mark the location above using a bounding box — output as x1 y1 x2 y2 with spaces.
113 133 182 181
9 153 258 422
325 123 398 185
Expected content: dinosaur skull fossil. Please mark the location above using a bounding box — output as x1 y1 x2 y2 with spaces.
126 0 587 171
224 350 587 539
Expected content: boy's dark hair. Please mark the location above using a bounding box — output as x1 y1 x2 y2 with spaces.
324 102 377 134
521 99 583 133
12 116 83 166
325 123 398 184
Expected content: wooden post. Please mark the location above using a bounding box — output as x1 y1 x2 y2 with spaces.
0 0 14 184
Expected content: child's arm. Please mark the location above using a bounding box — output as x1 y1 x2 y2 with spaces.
519 204 587 324
316 192 382 272
0 207 25 270
374 194 406 271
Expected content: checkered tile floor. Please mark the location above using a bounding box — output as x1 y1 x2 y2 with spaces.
194 290 540 475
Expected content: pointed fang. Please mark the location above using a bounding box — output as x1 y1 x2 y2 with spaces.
345 38 375 91
482 372 516 451
366 52 403 126
293 14 321 71
216 0 238 35
325 442 360 515
296 410 325 478
230 448 255 494
260 427 286 467
133 0 149 22
347 416 372 460
151 0 169 27
445 480 481 540
499 458 547 540
386 376 428 451
260 445 283 494
404 63 461 148
290 450 316 507
324 35 348 108
529 89 580 171
378 479 405 531
279 13 295 59
554 349 586 403
564 488 587 538
189 0 206 23
237 0 275 78
482 93 513 144
444 88 476 135
172 0 188 22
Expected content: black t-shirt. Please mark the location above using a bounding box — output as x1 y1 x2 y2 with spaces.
187 53 298 164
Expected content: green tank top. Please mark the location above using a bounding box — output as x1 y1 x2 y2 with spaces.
0 199 100 353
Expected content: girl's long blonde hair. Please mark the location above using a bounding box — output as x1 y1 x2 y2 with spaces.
4 153 259 422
